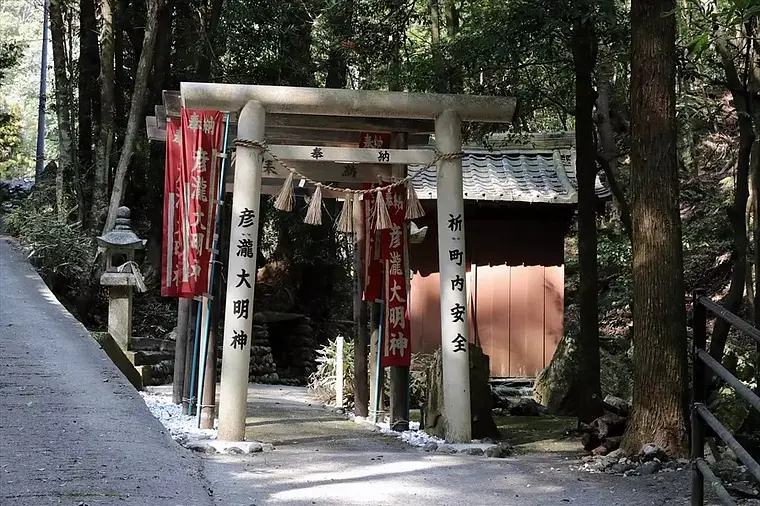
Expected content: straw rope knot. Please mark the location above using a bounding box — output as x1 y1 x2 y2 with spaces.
233 138 268 151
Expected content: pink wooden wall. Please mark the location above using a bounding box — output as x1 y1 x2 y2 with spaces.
409 264 564 378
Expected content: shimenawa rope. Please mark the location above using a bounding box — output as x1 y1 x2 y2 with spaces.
232 138 463 230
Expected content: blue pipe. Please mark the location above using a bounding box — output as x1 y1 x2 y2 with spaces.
188 299 202 416
373 302 385 424
195 112 231 426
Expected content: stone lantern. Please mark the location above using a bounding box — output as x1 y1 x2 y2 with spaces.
97 206 146 351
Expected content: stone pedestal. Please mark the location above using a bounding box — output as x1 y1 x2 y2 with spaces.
108 285 133 350
100 272 139 351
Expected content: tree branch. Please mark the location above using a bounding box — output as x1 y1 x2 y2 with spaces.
596 154 633 243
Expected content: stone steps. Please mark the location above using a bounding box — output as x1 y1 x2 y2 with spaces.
130 336 175 352
125 349 175 366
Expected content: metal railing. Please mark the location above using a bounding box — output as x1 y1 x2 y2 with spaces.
691 289 760 505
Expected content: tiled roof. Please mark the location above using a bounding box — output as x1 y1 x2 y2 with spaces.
409 147 612 205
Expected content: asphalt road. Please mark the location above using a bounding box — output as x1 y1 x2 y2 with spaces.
0 236 213 506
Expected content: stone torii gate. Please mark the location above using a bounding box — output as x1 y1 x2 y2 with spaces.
177 83 515 443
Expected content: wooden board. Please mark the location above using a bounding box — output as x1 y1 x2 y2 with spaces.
146 116 163 141
266 145 434 165
155 106 166 129
226 161 392 184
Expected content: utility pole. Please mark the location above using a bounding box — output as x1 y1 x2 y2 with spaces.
34 0 50 182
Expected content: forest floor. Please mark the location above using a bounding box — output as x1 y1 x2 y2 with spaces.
145 384 706 506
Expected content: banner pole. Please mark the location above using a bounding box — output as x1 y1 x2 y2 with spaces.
196 112 232 428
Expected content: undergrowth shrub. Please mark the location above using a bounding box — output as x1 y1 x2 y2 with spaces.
5 189 106 327
6 190 93 283
308 336 355 407
308 334 434 414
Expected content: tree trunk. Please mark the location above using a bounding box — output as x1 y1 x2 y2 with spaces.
572 15 603 424
278 3 313 86
428 0 444 93
92 0 116 229
710 35 754 362
594 54 633 240
443 0 461 93
621 0 689 457
50 0 76 221
113 0 128 129
150 0 172 101
597 155 633 242
324 0 353 89
78 0 99 224
195 0 225 79
708 117 751 362
102 0 165 234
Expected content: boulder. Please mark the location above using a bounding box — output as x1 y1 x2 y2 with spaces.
603 395 630 417
592 437 621 456
485 443 513 458
582 432 602 452
423 345 500 440
509 398 545 417
637 461 662 475
726 481 759 499
533 331 633 416
185 442 217 454
423 442 438 452
592 413 626 439
640 443 667 462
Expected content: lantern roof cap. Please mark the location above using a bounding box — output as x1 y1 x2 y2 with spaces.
97 207 146 249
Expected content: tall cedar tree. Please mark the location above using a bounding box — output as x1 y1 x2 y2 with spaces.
622 0 689 456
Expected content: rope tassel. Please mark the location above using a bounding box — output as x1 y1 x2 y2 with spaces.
336 197 354 234
405 180 425 219
274 172 295 212
304 184 323 225
374 189 392 230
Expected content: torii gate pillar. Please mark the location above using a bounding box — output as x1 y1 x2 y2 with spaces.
435 109 471 443
217 100 265 441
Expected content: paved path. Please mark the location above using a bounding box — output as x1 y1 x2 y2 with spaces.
0 237 213 506
189 384 705 506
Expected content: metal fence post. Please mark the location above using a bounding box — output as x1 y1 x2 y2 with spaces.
692 289 707 506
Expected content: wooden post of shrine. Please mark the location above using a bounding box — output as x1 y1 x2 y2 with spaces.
217 100 265 441
353 193 370 417
435 109 471 443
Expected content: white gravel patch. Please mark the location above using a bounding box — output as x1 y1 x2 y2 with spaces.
140 390 217 442
350 414 445 447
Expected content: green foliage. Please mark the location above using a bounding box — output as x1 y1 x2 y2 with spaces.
0 103 33 178
1 0 53 176
681 176 735 292
0 39 29 179
5 188 93 282
308 335 355 407
597 228 632 313
0 41 22 83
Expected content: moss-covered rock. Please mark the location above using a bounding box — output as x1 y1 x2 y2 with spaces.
423 344 500 440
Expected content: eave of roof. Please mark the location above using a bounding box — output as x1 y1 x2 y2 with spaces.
408 133 611 204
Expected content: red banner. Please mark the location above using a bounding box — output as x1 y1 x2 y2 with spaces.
362 192 383 302
381 186 411 367
161 109 223 298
